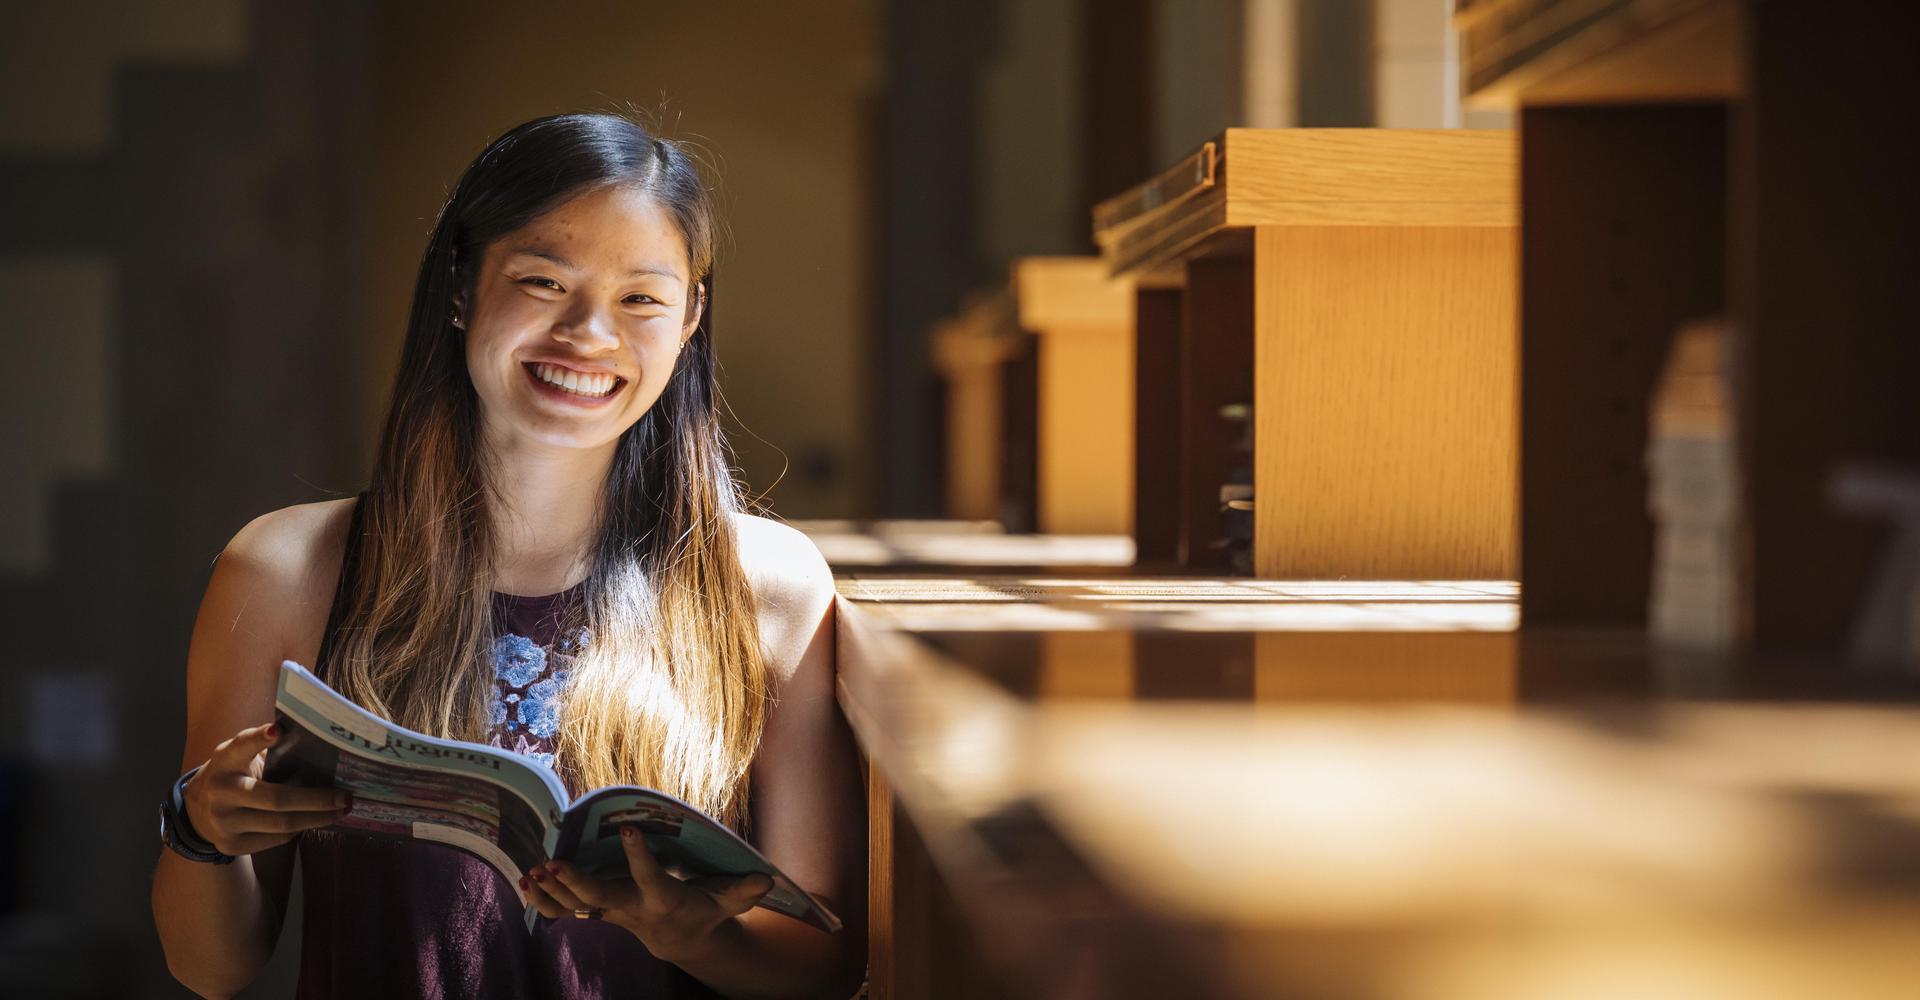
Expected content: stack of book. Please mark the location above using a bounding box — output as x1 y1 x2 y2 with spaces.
1646 318 1743 649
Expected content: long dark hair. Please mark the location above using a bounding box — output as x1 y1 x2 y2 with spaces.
323 113 766 827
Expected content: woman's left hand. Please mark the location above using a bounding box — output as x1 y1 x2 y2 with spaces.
521 824 773 963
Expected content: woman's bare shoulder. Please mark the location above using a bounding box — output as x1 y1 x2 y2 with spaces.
216 497 358 636
226 498 356 580
727 512 834 680
180 497 359 764
727 511 834 608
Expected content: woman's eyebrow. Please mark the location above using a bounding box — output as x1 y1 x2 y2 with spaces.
505 244 682 281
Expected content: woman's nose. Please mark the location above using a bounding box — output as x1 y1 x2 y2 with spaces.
552 300 619 352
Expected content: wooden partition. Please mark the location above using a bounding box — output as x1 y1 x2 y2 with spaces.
1095 129 1519 578
1012 257 1137 536
932 259 1135 536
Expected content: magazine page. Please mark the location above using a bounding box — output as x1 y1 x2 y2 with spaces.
554 786 843 934
264 660 571 886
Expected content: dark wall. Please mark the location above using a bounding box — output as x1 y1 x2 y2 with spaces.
0 2 371 996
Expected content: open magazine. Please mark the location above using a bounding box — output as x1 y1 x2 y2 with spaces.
261 660 840 934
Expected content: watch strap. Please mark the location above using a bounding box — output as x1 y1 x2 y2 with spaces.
160 764 235 864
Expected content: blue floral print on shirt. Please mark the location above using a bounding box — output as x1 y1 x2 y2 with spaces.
485 625 591 774
520 675 567 739
491 634 547 688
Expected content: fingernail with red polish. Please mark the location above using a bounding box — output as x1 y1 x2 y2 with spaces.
621 825 634 839
531 869 545 882
265 723 279 740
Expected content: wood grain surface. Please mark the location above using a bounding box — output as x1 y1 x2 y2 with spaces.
1099 129 1518 275
1014 256 1135 330
1222 128 1517 226
1254 631 1518 704
1253 224 1518 579
1017 257 1137 536
1035 324 1135 534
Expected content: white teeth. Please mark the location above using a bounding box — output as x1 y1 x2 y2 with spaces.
531 363 618 398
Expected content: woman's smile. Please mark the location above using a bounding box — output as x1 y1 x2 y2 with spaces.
522 360 628 406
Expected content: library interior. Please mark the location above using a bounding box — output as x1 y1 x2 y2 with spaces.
1 1 1917 997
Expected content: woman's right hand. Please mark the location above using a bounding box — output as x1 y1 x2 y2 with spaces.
181 722 352 857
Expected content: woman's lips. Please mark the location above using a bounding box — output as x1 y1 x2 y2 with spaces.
522 362 626 407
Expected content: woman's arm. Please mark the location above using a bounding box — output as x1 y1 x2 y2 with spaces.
151 503 351 997
673 538 866 998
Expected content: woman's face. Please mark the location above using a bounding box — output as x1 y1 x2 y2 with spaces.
462 183 701 455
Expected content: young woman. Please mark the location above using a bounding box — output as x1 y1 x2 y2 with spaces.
150 113 866 999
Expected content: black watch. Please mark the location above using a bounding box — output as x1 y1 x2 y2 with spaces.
159 764 235 864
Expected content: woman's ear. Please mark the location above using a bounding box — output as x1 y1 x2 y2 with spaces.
680 281 707 345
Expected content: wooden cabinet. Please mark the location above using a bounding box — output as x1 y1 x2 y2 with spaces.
1095 129 1519 578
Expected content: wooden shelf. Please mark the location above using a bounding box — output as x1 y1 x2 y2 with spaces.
1094 129 1519 579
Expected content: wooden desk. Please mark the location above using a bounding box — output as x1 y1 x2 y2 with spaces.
837 589 1920 999
840 576 1516 1000
1456 0 1920 655
1095 129 1519 580
791 520 1134 574
849 576 1522 706
1012 257 1136 536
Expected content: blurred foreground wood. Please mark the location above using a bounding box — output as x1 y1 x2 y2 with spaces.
837 583 1920 999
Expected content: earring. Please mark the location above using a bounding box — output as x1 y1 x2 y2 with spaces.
450 309 465 330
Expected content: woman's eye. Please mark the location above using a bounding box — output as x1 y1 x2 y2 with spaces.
625 294 659 305
520 276 562 290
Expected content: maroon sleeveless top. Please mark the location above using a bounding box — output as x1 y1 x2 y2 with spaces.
295 500 719 998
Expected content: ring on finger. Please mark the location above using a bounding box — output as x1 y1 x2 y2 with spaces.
572 907 603 920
